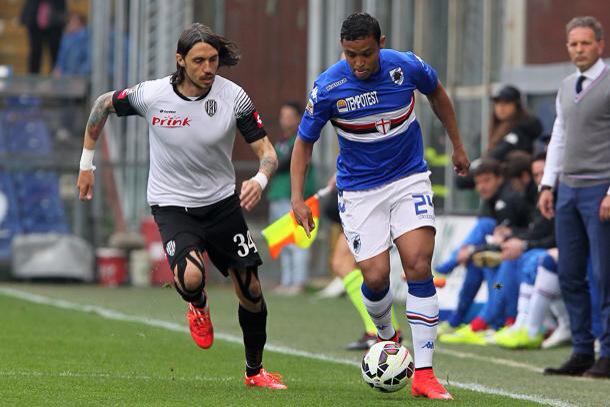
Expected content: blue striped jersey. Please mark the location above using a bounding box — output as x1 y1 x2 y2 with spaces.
298 49 438 191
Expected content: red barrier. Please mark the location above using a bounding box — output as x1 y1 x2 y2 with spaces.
140 216 173 285
97 248 127 286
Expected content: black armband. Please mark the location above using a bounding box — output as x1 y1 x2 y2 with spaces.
112 89 139 117
237 110 267 143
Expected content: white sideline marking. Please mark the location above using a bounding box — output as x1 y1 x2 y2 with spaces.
0 369 233 382
0 287 575 407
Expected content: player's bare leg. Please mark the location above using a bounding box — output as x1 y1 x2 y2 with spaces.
174 250 214 349
395 227 452 400
229 267 286 389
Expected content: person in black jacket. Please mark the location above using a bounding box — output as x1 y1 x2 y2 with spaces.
487 86 543 161
456 85 543 189
20 0 66 74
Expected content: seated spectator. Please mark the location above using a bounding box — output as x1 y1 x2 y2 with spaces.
436 159 529 338
457 85 543 189
53 12 90 77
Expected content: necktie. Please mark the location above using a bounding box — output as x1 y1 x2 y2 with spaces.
576 75 586 94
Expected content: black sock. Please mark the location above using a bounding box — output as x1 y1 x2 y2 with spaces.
239 300 267 377
190 292 207 309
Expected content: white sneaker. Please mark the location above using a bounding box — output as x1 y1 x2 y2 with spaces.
316 276 346 298
542 324 571 349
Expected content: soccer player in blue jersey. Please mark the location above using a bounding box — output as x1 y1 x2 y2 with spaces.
291 13 469 400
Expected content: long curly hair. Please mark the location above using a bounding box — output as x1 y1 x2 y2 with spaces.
170 23 240 85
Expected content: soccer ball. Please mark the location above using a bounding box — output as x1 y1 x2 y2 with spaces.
361 341 414 392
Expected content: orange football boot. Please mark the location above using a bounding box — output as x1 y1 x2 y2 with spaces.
186 303 214 349
244 368 287 389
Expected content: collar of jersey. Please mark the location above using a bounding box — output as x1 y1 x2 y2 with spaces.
172 83 210 101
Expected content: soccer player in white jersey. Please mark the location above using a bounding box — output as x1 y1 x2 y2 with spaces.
76 23 286 389
291 13 469 399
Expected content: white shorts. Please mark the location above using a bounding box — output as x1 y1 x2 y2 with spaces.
339 171 435 262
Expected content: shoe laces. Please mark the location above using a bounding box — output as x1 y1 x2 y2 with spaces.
260 369 283 383
188 305 211 331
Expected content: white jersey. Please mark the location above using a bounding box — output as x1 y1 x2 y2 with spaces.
112 75 266 207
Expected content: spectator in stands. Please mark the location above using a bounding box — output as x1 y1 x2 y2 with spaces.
540 16 610 378
267 102 315 295
457 85 543 189
53 12 90 77
487 86 543 162
493 152 570 349
436 159 529 340
20 0 66 74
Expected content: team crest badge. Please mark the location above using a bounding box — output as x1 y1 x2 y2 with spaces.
389 67 404 85
205 99 217 117
375 118 392 135
352 234 361 254
165 240 176 257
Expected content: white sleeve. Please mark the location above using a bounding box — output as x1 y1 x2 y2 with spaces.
541 92 565 188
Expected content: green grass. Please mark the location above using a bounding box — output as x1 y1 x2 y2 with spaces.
0 283 607 406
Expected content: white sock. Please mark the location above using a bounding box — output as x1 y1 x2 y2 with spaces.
406 291 439 369
527 263 560 338
361 285 395 340
514 283 533 329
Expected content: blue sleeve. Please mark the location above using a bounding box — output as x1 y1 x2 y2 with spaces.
297 81 332 143
405 52 438 95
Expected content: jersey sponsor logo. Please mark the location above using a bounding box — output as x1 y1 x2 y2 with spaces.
389 67 404 85
151 115 191 128
165 240 176 257
305 98 314 115
205 99 217 117
336 91 379 113
325 77 347 91
253 111 264 128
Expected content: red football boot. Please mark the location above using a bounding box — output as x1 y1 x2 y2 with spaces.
377 329 402 344
186 303 214 349
244 368 287 389
411 368 453 400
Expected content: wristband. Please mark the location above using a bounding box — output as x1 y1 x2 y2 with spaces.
251 172 268 190
79 148 96 171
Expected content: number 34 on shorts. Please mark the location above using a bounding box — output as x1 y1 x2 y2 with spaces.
233 231 258 257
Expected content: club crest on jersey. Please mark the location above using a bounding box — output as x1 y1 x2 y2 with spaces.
390 67 404 85
205 99 217 117
375 118 392 135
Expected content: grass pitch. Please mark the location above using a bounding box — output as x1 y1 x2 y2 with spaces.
0 283 606 406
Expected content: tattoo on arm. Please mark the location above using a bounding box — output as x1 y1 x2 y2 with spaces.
86 91 115 142
259 155 278 178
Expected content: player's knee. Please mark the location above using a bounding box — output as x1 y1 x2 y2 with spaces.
173 250 206 301
182 263 204 291
232 267 262 305
362 272 390 292
403 254 432 280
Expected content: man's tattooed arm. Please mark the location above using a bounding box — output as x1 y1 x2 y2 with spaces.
83 91 116 149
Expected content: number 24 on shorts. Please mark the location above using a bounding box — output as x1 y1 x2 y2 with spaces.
233 231 258 257
413 194 433 215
